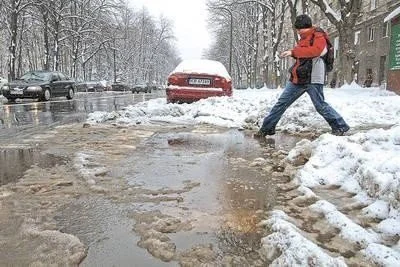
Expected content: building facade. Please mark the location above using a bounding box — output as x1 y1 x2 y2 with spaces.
272 0 399 89
317 0 398 88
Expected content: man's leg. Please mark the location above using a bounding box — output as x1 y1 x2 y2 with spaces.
259 82 306 134
306 83 350 134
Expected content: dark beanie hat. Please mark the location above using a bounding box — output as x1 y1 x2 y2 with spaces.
294 14 312 29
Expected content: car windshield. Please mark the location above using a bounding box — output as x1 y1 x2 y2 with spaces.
19 72 51 81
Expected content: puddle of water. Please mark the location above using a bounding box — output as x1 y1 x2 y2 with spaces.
0 147 66 186
53 126 306 266
120 128 303 264
55 197 173 267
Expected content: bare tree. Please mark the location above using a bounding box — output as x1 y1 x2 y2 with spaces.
309 0 362 85
1 0 33 79
0 0 180 83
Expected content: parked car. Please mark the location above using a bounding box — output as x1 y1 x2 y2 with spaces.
76 81 105 92
166 59 232 103
1 71 75 102
0 77 7 95
132 82 151 93
111 82 131 91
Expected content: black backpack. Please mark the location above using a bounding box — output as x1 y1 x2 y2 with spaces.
312 28 334 72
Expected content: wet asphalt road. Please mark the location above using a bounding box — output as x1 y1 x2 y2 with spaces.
0 90 165 141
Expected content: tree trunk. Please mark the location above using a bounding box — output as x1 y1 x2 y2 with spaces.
302 0 309 14
8 1 18 80
337 25 356 85
261 6 269 86
17 13 25 78
53 20 60 71
288 0 299 42
42 9 50 70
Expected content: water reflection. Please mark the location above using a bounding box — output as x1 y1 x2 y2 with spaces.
0 147 66 186
0 93 153 139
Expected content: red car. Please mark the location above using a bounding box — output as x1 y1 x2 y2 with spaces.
166 59 232 103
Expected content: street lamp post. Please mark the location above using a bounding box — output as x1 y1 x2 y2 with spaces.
217 7 233 75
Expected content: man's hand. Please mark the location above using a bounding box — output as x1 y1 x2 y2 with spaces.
280 50 292 58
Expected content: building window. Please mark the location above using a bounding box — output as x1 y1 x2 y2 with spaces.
383 22 389 37
370 0 377 10
368 27 375 42
354 31 361 45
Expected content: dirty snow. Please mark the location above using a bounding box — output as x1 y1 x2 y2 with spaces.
88 83 400 265
259 210 347 266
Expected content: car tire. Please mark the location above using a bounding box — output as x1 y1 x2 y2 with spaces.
66 87 74 100
7 98 16 103
41 88 51 101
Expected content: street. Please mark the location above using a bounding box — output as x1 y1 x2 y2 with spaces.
0 91 164 140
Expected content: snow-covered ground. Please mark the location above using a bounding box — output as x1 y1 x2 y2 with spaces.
88 83 400 265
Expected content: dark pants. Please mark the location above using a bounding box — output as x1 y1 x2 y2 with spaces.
260 82 349 132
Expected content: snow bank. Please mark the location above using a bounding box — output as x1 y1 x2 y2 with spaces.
87 90 274 128
260 210 346 266
87 85 400 135
310 200 380 246
286 126 400 265
294 126 400 215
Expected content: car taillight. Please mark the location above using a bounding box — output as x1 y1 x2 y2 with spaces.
168 74 186 86
214 77 232 91
168 75 179 85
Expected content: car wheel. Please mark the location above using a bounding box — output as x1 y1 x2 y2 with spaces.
66 87 74 100
41 88 51 101
7 98 16 103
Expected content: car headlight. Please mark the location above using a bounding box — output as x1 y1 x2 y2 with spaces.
1 85 9 91
26 86 42 91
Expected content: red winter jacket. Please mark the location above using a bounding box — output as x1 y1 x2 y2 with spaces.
289 27 327 84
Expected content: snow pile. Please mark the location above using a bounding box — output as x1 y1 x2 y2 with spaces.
310 200 380 246
87 90 276 128
361 243 400 266
87 85 400 134
294 126 400 217
259 210 346 266
285 126 400 265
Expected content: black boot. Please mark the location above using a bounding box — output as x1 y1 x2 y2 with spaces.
253 129 275 139
331 126 350 136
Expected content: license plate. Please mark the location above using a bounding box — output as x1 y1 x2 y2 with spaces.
188 78 211 86
10 90 23 95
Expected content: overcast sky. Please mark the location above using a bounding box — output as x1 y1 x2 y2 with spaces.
129 0 211 60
